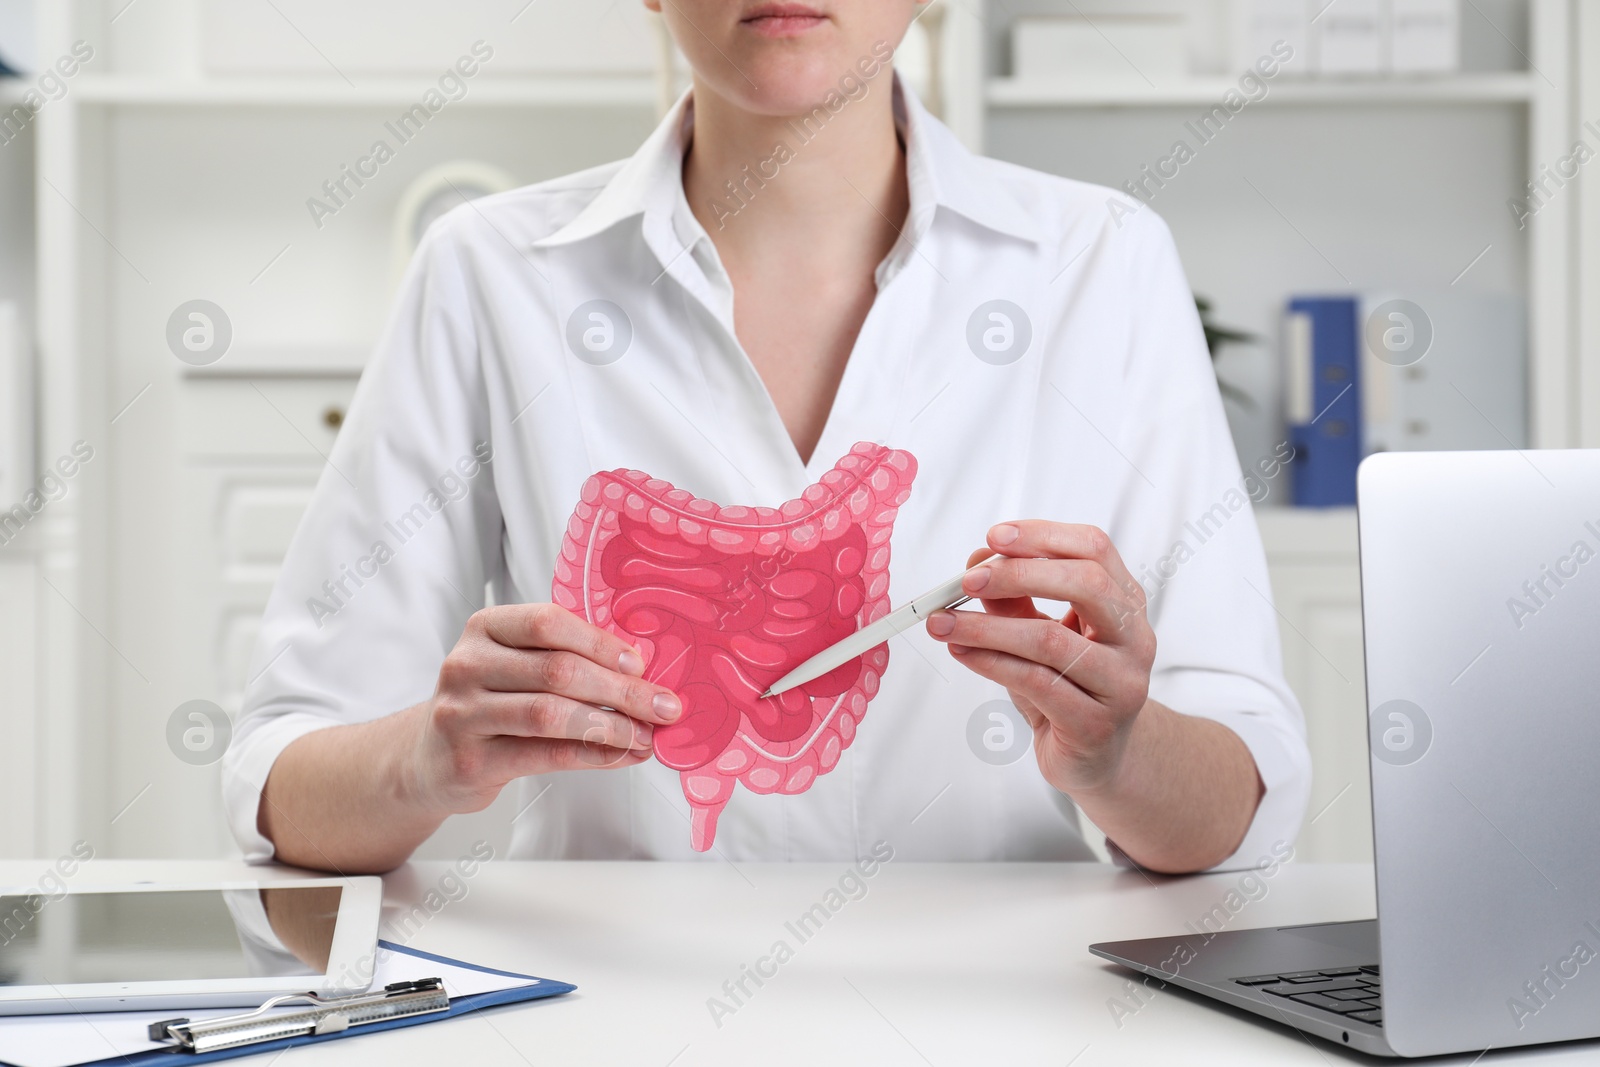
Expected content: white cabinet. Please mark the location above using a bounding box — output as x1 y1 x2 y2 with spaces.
99 377 355 858
179 379 355 713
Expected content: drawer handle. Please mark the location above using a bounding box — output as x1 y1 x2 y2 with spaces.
322 406 345 431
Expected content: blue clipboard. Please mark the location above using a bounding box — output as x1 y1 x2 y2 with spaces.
43 942 575 1067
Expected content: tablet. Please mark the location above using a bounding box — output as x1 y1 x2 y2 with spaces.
0 878 383 1015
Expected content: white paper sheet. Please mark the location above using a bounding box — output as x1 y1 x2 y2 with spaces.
0 946 542 1067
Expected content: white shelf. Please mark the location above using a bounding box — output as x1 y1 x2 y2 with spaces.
987 73 1538 108
179 348 368 379
72 74 660 108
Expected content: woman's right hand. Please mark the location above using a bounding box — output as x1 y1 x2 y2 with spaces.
406 603 682 816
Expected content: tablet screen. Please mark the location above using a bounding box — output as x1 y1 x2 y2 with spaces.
0 885 344 986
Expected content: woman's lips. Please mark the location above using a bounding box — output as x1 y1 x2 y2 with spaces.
742 6 827 38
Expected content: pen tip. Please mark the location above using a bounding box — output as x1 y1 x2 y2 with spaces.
758 689 774 700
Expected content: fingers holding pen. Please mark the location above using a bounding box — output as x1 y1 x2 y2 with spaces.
961 523 1149 644
928 521 1155 716
925 608 1120 699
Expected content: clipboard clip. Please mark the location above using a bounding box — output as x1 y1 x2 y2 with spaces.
148 978 449 1054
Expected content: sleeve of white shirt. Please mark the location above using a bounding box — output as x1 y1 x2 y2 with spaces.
221 217 502 863
1105 207 1313 872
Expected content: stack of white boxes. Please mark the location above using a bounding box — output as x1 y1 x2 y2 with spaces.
1234 0 1460 76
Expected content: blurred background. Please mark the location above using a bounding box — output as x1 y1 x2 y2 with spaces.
0 0 1590 868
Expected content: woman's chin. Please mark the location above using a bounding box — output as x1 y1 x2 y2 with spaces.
707 57 879 118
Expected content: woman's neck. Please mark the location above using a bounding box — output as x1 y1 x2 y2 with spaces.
682 75 908 278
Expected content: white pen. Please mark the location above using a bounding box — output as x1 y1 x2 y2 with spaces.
759 554 1005 699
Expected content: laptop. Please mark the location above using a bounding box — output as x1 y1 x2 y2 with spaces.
1091 449 1600 1057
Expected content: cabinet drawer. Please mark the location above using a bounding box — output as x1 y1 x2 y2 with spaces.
180 378 359 459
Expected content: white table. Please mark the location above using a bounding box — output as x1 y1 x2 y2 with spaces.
3 859 1584 1064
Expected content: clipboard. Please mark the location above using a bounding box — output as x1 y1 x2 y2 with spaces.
0 941 575 1067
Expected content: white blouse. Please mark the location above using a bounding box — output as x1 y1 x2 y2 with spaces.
223 80 1311 869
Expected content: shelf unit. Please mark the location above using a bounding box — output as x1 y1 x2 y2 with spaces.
70 74 662 107
986 72 1539 107
947 0 1572 453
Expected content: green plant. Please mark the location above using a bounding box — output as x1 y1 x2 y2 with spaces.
1195 295 1256 408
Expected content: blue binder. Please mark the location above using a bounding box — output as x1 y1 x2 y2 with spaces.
26 942 574 1067
1286 297 1361 507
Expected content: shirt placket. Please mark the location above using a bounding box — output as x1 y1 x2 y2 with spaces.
643 208 807 504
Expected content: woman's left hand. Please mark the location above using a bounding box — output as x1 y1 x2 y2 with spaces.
924 521 1156 797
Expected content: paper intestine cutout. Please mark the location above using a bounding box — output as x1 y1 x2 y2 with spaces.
551 442 917 851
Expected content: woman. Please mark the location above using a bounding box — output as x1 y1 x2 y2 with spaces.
225 0 1310 875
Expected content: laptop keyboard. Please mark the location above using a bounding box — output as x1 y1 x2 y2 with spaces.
1233 965 1382 1027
